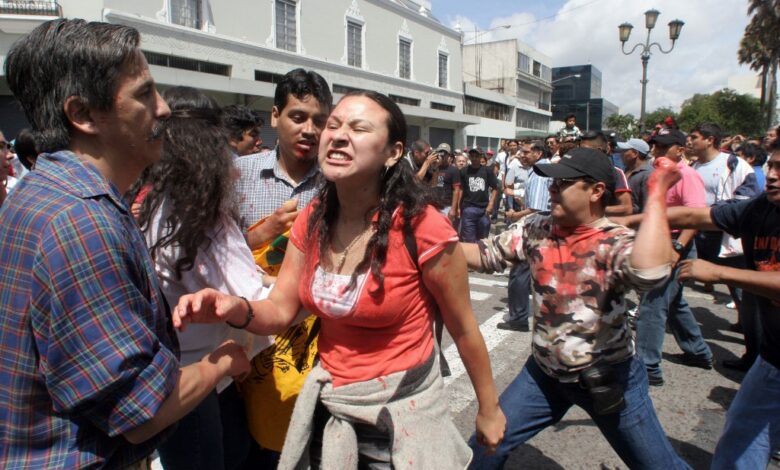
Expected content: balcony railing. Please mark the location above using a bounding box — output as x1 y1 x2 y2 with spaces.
0 1 61 16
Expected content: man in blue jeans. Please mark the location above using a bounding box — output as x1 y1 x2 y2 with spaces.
661 141 780 469
635 129 713 386
463 148 689 469
499 141 551 332
457 147 499 242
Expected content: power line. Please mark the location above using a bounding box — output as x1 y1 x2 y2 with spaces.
495 0 609 30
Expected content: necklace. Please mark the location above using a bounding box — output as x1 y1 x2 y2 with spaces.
333 225 374 274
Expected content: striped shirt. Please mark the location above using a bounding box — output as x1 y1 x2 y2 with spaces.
234 147 322 232
525 159 553 211
0 151 180 468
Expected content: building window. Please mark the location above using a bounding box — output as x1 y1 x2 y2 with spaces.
437 53 448 88
389 94 420 107
347 20 362 68
464 97 511 121
255 70 285 84
143 51 230 76
334 84 365 94
532 60 541 78
518 53 530 74
541 65 552 82
516 109 549 131
431 102 455 112
399 38 411 79
275 0 297 52
171 0 202 29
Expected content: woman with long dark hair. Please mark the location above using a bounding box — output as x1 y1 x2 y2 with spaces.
134 86 272 470
173 90 505 467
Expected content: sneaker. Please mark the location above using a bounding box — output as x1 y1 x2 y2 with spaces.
496 321 530 332
676 353 713 370
647 374 664 387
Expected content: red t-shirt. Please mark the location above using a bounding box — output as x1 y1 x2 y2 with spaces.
289 202 458 386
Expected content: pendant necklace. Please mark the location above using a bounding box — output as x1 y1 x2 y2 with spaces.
334 224 373 274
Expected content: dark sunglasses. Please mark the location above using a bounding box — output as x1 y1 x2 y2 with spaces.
551 177 596 190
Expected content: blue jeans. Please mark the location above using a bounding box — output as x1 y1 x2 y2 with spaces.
506 262 530 324
469 356 689 469
636 242 712 379
460 206 490 242
711 356 780 469
158 383 251 470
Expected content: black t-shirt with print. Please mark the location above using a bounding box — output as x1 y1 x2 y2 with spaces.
433 166 460 207
459 165 499 209
711 194 780 368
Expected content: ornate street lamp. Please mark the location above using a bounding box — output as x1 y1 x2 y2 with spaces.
619 9 684 130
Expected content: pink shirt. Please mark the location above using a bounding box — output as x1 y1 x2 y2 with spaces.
666 161 706 209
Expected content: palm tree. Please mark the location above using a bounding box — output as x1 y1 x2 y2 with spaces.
741 0 780 127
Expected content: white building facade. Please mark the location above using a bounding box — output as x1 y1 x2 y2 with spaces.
0 0 478 147
461 38 553 151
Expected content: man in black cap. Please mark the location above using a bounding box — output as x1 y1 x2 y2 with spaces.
464 148 689 469
580 130 634 216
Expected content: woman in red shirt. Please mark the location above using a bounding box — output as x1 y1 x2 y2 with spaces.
174 91 505 468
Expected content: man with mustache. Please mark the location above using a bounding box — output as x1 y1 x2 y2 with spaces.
0 19 249 469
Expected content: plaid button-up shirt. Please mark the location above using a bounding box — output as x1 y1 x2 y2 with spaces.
0 151 180 469
234 148 322 232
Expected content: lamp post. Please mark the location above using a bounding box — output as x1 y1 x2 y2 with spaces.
619 9 684 130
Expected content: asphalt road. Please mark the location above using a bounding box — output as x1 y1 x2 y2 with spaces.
447 268 774 470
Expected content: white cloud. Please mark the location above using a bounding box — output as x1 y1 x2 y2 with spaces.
447 0 754 116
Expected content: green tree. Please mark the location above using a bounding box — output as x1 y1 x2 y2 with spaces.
677 88 764 136
740 0 780 127
643 107 678 130
604 113 638 139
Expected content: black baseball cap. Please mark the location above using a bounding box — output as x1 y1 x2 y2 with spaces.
650 128 686 147
533 147 616 192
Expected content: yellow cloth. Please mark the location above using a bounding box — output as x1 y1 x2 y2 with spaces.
241 215 319 451
248 216 290 277
240 316 318 451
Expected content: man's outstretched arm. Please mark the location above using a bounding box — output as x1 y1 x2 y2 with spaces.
679 259 780 303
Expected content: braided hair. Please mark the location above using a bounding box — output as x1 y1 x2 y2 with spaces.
306 90 438 295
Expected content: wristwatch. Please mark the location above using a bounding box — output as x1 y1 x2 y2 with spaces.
671 239 685 254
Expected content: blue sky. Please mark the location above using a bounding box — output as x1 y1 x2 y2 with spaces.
421 0 757 117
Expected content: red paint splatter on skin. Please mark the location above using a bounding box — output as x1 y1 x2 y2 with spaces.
410 399 416 409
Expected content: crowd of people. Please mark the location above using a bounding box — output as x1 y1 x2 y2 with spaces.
1 18 779 470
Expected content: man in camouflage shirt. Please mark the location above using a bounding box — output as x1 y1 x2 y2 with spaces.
464 148 690 469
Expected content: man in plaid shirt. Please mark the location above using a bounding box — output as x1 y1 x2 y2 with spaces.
0 19 249 469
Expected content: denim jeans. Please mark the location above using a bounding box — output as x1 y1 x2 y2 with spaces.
469 356 690 470
158 383 251 470
636 242 712 379
711 356 780 469
505 262 530 324
460 206 491 242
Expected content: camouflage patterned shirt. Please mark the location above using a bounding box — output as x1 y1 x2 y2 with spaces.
491 213 669 382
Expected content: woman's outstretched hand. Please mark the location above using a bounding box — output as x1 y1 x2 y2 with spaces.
173 288 245 331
